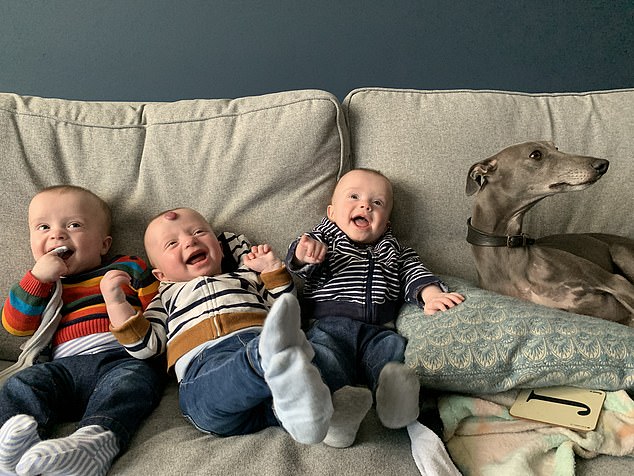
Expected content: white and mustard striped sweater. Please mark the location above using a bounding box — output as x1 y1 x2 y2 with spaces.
286 218 445 325
112 232 294 372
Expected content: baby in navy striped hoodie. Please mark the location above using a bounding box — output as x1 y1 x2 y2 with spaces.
286 168 464 448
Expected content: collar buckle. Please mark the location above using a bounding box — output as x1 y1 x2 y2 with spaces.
507 234 531 247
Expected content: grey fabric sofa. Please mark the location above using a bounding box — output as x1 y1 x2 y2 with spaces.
1 88 633 475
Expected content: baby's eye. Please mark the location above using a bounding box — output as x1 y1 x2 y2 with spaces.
36 224 50 231
67 222 82 229
165 241 178 249
193 229 206 236
349 193 359 200
373 200 384 207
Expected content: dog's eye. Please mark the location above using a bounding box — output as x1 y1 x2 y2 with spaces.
529 150 542 160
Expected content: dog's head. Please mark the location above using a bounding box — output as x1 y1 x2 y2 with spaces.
466 141 609 197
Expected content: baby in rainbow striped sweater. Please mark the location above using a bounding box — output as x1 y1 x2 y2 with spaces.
0 185 164 476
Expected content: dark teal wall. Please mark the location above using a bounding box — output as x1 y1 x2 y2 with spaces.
1 0 632 101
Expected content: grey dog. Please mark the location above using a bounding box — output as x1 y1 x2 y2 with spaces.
466 141 634 326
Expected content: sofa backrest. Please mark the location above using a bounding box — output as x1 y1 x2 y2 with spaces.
343 88 634 282
0 90 348 361
2 86 634 361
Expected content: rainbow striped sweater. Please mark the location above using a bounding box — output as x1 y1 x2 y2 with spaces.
2 255 159 358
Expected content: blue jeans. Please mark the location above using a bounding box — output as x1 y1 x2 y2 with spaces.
0 348 164 450
306 317 407 394
178 331 279 436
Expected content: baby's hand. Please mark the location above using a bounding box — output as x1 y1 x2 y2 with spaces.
101 270 136 327
294 234 327 265
421 285 465 315
100 270 131 306
31 248 70 283
244 244 283 273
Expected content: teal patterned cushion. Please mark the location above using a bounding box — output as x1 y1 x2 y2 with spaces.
397 276 634 393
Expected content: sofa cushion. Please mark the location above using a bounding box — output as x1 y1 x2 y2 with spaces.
0 90 348 361
398 275 634 393
343 88 634 283
106 381 421 475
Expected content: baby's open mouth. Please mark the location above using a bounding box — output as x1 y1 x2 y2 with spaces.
186 251 207 265
52 246 74 260
353 216 369 227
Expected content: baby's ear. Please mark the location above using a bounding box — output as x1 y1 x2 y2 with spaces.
326 204 335 221
152 269 166 282
101 236 113 256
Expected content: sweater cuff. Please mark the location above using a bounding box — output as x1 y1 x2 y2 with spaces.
260 265 292 289
110 311 151 345
20 271 56 297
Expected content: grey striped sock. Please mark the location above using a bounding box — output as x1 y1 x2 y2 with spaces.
15 425 119 476
0 414 41 473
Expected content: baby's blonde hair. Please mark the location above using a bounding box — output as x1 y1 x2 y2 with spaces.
36 185 112 233
333 168 394 209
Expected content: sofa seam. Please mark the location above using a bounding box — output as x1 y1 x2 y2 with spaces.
0 95 343 131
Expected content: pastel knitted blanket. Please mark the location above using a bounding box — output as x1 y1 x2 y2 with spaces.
439 389 634 476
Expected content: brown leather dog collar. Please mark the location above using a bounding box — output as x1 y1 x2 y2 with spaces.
466 218 535 247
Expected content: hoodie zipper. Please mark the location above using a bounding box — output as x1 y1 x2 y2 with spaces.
365 247 375 323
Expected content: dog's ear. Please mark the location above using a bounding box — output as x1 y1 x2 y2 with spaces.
466 159 497 196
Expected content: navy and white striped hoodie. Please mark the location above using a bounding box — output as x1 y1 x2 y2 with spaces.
286 218 445 326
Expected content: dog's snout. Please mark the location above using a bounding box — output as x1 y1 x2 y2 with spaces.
593 159 609 175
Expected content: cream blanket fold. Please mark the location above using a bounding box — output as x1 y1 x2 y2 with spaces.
0 281 63 388
439 389 634 476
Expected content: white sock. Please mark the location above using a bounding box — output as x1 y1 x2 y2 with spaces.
323 386 373 448
16 425 119 476
259 293 314 371
0 415 41 474
408 421 462 476
376 362 420 429
265 346 333 445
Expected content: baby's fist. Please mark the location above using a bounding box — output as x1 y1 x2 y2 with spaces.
100 270 131 305
294 234 327 265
